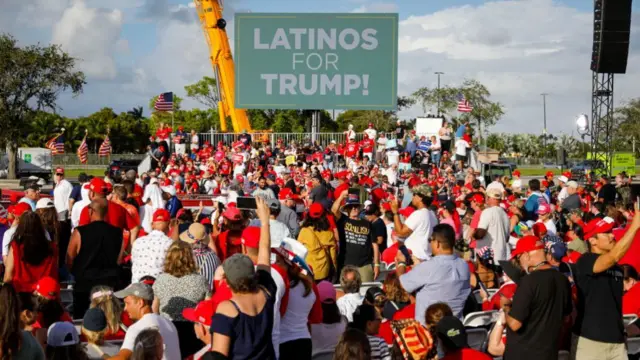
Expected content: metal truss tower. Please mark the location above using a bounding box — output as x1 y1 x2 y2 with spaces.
590 72 614 177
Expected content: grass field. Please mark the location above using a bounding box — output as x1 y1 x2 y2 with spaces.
62 168 107 178
517 166 640 177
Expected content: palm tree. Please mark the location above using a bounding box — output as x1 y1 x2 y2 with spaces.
127 106 144 120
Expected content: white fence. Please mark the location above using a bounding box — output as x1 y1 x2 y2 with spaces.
196 131 396 147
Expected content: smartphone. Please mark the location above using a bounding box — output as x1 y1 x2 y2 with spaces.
398 244 414 266
236 196 257 210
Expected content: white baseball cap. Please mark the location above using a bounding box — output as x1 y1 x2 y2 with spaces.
35 198 55 210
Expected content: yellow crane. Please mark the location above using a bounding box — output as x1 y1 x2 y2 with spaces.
193 0 251 133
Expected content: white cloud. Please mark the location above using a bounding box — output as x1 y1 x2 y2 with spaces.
395 0 640 134
352 2 398 13
52 1 125 79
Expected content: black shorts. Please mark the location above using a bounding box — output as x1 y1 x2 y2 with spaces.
457 154 467 162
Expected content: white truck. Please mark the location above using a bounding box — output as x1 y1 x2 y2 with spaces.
0 148 53 182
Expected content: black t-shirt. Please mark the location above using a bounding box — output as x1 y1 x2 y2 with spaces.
395 126 405 139
573 252 625 343
371 218 388 254
504 268 572 360
597 183 617 204
337 216 373 268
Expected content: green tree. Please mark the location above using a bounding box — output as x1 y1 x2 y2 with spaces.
0 34 85 178
614 98 640 157
486 133 506 155
184 76 218 109
127 106 144 120
412 79 505 141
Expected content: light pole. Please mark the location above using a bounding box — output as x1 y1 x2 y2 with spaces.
541 93 548 159
435 72 444 116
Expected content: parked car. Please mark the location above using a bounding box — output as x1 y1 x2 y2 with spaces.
497 157 518 172
108 159 143 183
477 163 513 188
543 162 562 169
570 160 604 181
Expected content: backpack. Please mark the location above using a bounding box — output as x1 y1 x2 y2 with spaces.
198 179 209 195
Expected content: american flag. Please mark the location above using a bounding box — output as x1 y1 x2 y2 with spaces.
154 92 174 112
99 135 112 157
457 93 473 113
46 134 65 155
77 134 88 164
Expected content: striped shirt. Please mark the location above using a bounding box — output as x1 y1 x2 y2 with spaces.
368 335 391 360
192 241 221 290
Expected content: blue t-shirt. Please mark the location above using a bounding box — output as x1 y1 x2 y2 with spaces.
455 125 466 138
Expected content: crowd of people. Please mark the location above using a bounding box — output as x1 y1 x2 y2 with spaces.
0 119 639 360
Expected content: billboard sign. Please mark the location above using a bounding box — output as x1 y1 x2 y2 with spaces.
234 13 399 110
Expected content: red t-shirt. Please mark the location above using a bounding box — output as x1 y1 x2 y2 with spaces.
78 200 138 230
11 242 58 293
619 227 640 273
441 348 492 360
345 143 359 158
623 282 640 317
132 184 144 207
334 183 349 199
361 139 374 153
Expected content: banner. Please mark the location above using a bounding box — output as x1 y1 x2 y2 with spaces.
235 13 399 110
612 152 636 175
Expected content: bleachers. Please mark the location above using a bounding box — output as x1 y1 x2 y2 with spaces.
463 310 498 327
472 289 498 304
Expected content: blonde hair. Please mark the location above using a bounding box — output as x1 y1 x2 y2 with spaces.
81 327 105 345
164 241 198 277
89 286 122 335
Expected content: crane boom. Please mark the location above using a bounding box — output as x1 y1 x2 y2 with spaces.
194 0 251 133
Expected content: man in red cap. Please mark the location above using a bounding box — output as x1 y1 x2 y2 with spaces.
277 188 300 237
53 167 74 221
364 122 377 141
67 198 124 318
130 209 173 283
1 202 31 262
183 300 216 358
503 235 572 360
572 208 640 359
78 178 139 243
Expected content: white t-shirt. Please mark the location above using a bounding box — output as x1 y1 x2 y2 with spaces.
541 219 557 236
377 137 388 151
2 225 17 258
121 313 181 360
477 206 511 261
404 208 436 260
558 187 569 204
311 319 347 356
268 266 287 359
71 199 90 229
455 139 469 156
364 128 377 140
385 220 395 248
191 134 199 147
53 179 73 213
274 165 286 177
337 293 364 322
280 282 317 344
386 150 400 166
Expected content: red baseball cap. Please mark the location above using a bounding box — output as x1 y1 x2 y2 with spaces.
55 167 64 175
382 202 392 212
584 217 615 239
152 209 170 223
34 276 60 301
513 169 521 177
89 178 107 195
241 226 261 248
279 188 294 200
471 193 485 204
235 174 244 183
541 180 550 188
398 206 415 218
12 202 31 217
537 204 551 215
545 171 554 178
182 299 216 326
532 222 547 238
309 203 324 219
334 171 348 180
511 235 545 259
223 207 242 221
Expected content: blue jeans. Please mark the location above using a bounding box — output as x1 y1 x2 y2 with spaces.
432 153 441 167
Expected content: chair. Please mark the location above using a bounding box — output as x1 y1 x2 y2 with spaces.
466 328 488 352
463 310 498 327
558 350 570 360
628 337 640 355
312 350 334 360
472 289 498 304
624 314 638 327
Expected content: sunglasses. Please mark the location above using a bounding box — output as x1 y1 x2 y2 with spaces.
55 173 63 176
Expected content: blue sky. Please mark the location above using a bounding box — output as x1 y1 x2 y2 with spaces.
2 0 640 135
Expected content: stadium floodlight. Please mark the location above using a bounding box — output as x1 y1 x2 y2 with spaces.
576 114 589 135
